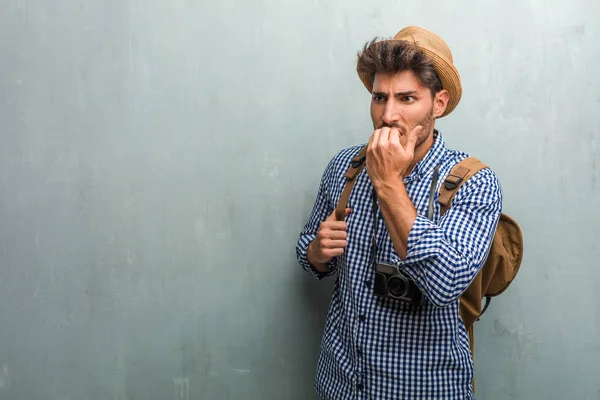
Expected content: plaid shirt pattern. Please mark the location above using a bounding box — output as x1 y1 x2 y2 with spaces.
296 132 502 399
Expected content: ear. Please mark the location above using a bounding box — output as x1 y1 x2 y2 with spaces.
433 89 450 118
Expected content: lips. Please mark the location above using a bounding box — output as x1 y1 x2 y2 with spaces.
379 125 408 135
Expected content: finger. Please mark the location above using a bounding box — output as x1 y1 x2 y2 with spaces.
378 127 390 147
318 223 346 240
326 221 348 230
326 230 348 240
322 248 346 258
389 127 401 146
321 239 348 249
369 129 381 151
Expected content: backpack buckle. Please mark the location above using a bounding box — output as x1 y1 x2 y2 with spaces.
444 175 463 190
351 155 366 168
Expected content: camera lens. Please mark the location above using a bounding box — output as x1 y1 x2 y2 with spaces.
387 276 408 298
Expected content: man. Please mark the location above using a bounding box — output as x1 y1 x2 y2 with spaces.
295 26 502 399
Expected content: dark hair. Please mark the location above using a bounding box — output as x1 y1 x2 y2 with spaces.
356 38 443 97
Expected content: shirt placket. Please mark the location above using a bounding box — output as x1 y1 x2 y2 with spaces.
352 190 383 400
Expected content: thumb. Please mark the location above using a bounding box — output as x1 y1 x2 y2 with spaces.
327 209 337 221
328 207 352 221
407 125 422 152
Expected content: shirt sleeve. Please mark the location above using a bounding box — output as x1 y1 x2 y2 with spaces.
390 168 503 307
295 156 340 279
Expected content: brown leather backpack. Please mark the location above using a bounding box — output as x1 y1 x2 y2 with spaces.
438 157 523 357
336 150 524 357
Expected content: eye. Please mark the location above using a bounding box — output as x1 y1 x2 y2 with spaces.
373 95 385 103
402 96 416 103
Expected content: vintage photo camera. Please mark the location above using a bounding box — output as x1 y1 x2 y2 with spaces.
373 263 426 306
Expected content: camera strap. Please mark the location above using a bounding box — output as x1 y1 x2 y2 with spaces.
371 164 441 268
428 164 441 220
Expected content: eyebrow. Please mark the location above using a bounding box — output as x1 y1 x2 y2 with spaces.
372 90 418 97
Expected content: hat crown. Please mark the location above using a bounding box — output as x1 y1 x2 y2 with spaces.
393 26 453 63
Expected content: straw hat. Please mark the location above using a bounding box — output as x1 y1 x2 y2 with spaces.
357 26 462 117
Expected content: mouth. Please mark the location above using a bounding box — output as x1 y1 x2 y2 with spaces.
379 125 407 135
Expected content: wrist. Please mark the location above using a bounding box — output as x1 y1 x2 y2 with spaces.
373 176 405 200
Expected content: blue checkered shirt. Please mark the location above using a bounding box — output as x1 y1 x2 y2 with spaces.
296 132 502 399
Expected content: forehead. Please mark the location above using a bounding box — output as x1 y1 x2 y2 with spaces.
372 70 426 93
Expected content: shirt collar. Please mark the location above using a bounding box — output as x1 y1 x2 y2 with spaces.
404 130 446 183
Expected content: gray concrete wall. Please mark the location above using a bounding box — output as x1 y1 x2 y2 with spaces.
0 0 598 399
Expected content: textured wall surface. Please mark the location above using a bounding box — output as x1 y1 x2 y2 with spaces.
0 0 598 399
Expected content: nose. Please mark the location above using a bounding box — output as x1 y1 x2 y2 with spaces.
381 99 400 127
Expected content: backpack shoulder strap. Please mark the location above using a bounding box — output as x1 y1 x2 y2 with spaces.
438 157 488 216
335 146 367 221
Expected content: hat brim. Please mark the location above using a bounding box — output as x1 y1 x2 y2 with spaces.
357 40 462 118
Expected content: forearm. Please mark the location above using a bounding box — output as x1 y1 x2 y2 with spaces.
389 170 503 307
296 154 340 280
391 216 492 307
375 178 417 260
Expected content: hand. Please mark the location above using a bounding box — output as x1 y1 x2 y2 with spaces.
366 125 422 188
307 208 351 265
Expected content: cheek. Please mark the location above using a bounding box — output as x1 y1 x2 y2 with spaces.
370 103 380 123
408 105 432 123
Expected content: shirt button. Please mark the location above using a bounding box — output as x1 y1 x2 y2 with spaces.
358 315 366 322
357 347 363 357
357 383 364 391
364 280 371 288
